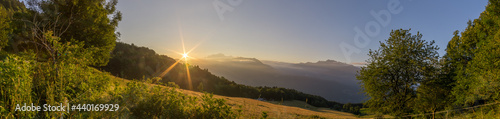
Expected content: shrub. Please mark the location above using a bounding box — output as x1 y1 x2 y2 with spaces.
120 81 238 119
0 54 35 118
196 93 236 119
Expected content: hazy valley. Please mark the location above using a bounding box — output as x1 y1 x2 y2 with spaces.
192 54 365 103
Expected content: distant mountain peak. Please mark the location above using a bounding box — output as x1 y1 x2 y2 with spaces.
206 53 231 59
234 57 261 63
318 59 341 63
299 59 348 65
202 54 268 66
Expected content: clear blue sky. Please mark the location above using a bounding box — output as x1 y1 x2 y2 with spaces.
116 0 488 63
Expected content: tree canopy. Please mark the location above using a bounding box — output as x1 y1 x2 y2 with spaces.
0 6 10 49
359 0 500 117
3 0 121 66
448 0 500 106
357 29 439 116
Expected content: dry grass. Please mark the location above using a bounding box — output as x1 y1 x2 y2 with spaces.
178 89 358 119
111 77 360 119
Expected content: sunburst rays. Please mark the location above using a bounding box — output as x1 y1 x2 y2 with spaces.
157 26 201 90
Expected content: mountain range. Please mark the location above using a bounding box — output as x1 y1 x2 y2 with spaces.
191 54 365 103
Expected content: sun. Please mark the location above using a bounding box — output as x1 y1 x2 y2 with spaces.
157 24 204 90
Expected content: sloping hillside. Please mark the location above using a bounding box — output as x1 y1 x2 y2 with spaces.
111 75 359 119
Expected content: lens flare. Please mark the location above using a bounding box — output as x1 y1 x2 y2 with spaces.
158 25 198 90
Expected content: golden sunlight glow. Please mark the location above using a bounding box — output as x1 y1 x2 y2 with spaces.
157 25 198 90
184 58 193 90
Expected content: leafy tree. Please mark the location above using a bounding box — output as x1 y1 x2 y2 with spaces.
357 29 439 116
450 0 500 106
342 103 361 115
0 6 10 50
0 0 29 54
441 31 464 92
0 0 26 11
413 67 452 118
448 21 482 106
20 0 121 66
0 0 23 51
411 31 460 118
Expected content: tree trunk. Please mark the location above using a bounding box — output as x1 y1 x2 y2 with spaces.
432 111 435 119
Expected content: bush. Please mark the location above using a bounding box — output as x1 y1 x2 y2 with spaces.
0 31 115 118
0 54 35 118
130 84 195 118
260 111 268 119
119 81 238 119
196 93 236 119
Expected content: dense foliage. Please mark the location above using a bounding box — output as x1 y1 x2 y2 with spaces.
358 0 500 118
1 0 120 66
357 29 440 116
448 0 500 106
116 81 237 119
0 6 10 49
0 54 35 117
0 33 114 117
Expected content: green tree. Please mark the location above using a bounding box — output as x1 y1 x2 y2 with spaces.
450 0 500 106
441 30 464 91
411 31 459 118
0 6 10 50
413 68 452 119
0 0 28 54
0 0 26 11
448 21 482 106
357 29 439 116
25 0 121 66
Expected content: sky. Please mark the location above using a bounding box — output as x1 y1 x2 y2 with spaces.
116 0 488 64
